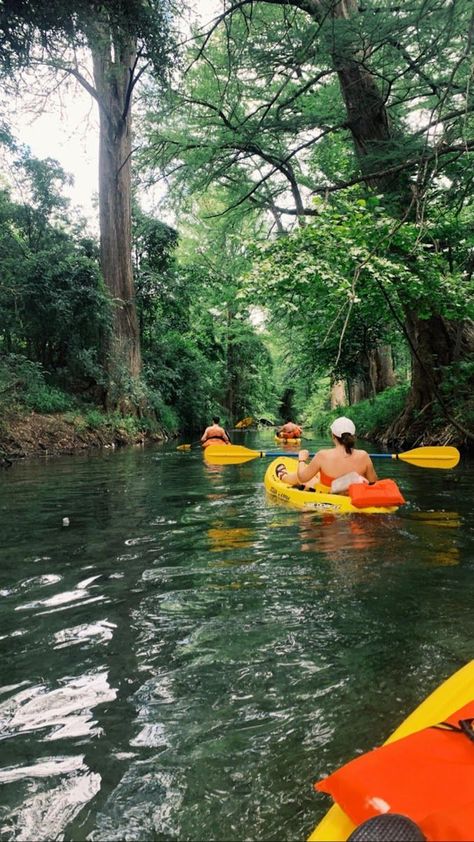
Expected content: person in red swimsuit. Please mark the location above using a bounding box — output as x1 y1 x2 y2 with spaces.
276 417 377 492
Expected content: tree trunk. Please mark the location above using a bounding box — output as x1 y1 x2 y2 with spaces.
385 315 474 443
224 307 237 423
90 29 142 411
348 344 394 404
373 344 396 392
348 379 368 404
330 380 347 408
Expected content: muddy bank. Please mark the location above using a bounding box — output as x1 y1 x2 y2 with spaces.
0 411 166 461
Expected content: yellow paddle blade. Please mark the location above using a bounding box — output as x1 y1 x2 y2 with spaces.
176 444 192 451
204 445 262 464
234 416 254 429
395 446 460 469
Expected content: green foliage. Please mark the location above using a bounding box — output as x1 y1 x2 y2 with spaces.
0 354 44 408
0 353 76 412
72 407 162 437
0 0 175 78
0 143 110 395
245 193 473 386
313 385 411 439
134 196 280 431
2 0 473 443
25 384 76 413
139 0 474 441
143 331 221 432
76 409 107 431
436 361 474 431
144 395 178 434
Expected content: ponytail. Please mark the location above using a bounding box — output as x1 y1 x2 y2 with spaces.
335 432 355 454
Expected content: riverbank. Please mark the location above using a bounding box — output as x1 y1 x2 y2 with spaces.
0 409 166 461
1 393 471 464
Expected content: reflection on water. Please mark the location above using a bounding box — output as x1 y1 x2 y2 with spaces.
401 511 461 565
299 513 381 556
0 440 472 841
405 510 461 528
208 526 254 551
0 672 116 741
2 756 100 842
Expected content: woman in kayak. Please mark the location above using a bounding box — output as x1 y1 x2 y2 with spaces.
201 417 231 448
276 416 377 492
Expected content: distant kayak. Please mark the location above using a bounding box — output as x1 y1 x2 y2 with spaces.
264 457 400 514
309 660 474 841
235 416 253 429
274 436 301 445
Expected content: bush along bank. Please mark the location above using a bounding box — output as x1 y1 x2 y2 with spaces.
310 384 473 452
0 408 168 461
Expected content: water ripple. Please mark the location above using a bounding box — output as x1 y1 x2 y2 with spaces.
0 444 472 841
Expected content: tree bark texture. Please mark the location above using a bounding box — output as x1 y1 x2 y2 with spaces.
90 26 142 409
330 379 347 408
348 345 395 403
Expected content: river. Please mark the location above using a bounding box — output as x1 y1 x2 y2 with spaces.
0 432 472 840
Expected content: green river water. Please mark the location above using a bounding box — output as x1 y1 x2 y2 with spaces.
0 431 473 841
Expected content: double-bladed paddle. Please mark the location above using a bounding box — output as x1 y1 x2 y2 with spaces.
203 444 460 469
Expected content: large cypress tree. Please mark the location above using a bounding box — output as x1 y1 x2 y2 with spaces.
0 0 173 410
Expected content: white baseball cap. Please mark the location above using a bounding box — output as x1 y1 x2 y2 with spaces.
330 416 356 437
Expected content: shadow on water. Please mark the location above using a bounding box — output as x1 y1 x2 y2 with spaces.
0 440 472 840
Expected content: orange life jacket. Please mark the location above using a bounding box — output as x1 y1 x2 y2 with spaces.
348 479 405 507
316 700 474 841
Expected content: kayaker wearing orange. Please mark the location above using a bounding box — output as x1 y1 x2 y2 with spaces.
276 417 377 491
278 419 302 439
201 417 231 448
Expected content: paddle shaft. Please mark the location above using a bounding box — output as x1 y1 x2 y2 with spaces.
270 451 392 459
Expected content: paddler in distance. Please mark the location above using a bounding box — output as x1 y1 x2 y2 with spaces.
277 419 302 439
201 416 231 448
276 417 377 493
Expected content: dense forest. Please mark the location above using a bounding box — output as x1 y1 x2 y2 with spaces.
0 0 472 453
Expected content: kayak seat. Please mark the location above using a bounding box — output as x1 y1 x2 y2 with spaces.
348 814 425 841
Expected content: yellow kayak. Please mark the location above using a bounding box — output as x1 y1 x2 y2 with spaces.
264 457 400 514
309 659 474 840
274 436 301 445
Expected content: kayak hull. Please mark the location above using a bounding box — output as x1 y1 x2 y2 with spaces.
275 436 301 445
264 457 399 514
201 438 230 449
308 660 474 840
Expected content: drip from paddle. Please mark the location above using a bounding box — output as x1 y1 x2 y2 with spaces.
203 444 460 469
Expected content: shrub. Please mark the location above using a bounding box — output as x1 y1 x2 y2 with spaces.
25 384 76 413
314 385 410 439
